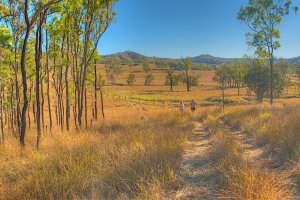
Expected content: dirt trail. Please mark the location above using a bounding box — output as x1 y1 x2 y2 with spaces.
170 122 219 200
231 130 264 164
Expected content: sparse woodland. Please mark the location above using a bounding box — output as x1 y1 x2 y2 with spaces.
0 0 117 148
1 0 300 199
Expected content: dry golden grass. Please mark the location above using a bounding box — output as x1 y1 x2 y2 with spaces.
200 105 297 199
219 104 300 163
208 126 293 200
0 110 193 200
2 64 300 199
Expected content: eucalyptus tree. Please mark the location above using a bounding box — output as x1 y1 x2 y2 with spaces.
183 57 192 92
144 74 154 86
244 59 270 103
230 61 247 96
127 73 136 86
17 0 61 146
75 0 117 128
0 82 4 145
0 32 14 144
165 66 177 91
96 74 106 120
143 62 152 73
35 4 50 148
126 58 134 72
0 0 119 147
214 64 231 111
0 1 25 133
238 0 296 104
105 58 122 84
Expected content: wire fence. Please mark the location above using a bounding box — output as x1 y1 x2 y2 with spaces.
105 93 192 108
105 93 223 108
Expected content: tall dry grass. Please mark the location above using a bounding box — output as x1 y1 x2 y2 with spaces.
0 110 193 200
221 104 300 163
209 129 293 200
201 106 294 199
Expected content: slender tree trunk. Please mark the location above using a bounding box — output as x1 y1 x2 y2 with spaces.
0 83 4 145
28 82 32 129
65 66 70 131
55 104 58 126
14 51 21 133
10 85 15 133
46 29 52 131
35 17 42 149
33 99 36 123
78 26 91 128
59 36 65 131
41 79 45 133
65 34 70 131
19 0 31 146
85 89 87 128
100 87 105 119
94 60 98 120
222 86 225 112
71 41 78 129
270 57 274 105
186 69 190 92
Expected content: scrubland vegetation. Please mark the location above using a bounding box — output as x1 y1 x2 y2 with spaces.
201 104 300 199
0 110 193 199
0 0 300 199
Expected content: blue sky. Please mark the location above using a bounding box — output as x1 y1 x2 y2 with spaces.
98 0 300 59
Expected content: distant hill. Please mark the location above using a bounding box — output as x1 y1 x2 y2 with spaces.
285 56 300 65
190 54 236 65
103 51 300 65
103 51 147 62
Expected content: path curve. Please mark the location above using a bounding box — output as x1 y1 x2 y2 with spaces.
170 122 219 200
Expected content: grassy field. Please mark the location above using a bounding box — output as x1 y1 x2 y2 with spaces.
2 65 300 199
99 65 300 106
0 109 194 199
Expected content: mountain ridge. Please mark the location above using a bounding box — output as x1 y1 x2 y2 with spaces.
103 51 300 65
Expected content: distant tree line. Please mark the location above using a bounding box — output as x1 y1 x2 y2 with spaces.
214 58 295 104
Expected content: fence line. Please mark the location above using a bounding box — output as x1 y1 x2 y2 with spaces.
105 93 187 108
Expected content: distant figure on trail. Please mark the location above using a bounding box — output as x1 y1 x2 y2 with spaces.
179 101 185 114
190 100 197 112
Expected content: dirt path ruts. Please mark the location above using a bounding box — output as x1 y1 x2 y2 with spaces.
170 122 219 200
232 130 264 164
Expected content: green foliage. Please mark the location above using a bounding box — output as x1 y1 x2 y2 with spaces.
230 60 247 87
244 59 285 102
142 62 152 73
295 64 300 78
177 73 200 87
245 62 269 102
144 74 154 86
127 73 136 86
192 63 217 71
0 26 11 47
105 58 123 84
214 64 231 88
238 0 292 59
165 69 179 88
183 57 192 71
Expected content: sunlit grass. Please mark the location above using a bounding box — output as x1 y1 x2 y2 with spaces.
207 120 293 200
0 110 193 200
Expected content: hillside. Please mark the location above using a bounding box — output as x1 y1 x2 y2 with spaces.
103 51 147 61
103 51 233 65
103 51 300 66
285 56 300 65
190 54 236 64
